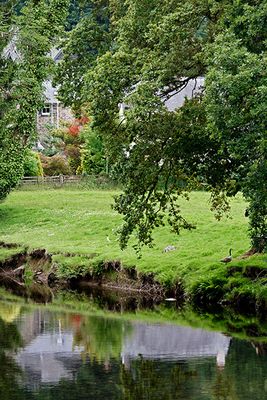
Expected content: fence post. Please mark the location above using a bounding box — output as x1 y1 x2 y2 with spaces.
59 174 64 186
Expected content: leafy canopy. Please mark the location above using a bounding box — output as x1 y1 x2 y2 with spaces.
57 0 267 252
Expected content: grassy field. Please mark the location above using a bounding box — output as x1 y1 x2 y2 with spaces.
0 188 252 282
1 188 267 311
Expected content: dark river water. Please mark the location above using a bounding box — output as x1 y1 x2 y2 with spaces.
0 300 267 400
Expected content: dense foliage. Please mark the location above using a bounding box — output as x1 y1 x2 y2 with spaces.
40 153 71 176
205 2 267 251
65 0 94 31
80 125 107 175
0 0 69 200
23 150 43 177
56 0 267 252
55 0 109 114
40 116 108 176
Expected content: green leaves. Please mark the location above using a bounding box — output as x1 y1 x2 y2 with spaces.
54 0 267 252
0 0 70 200
55 3 110 114
205 2 267 251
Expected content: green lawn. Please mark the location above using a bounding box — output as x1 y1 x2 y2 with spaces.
0 189 251 285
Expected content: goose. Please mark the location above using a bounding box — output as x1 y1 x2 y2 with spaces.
220 248 233 263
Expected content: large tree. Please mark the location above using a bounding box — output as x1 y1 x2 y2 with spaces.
0 0 69 200
57 0 267 252
54 0 110 114
205 0 267 251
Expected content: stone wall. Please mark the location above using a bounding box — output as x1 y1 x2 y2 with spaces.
37 103 73 142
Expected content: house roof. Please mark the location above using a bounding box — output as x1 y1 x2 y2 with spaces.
43 80 59 103
164 77 204 111
119 77 204 115
2 30 21 61
50 47 63 64
3 35 62 64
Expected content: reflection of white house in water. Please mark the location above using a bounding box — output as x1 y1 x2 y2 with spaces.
15 311 84 386
14 310 230 387
16 331 84 385
121 322 230 366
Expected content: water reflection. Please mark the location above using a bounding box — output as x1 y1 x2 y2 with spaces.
0 303 266 399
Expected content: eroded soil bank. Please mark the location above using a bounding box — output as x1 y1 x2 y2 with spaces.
0 242 182 304
0 241 267 316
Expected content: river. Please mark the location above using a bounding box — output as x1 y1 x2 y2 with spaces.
0 293 266 399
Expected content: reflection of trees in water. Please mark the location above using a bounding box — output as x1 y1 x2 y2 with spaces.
0 303 21 324
251 342 267 356
34 361 122 400
0 316 22 359
0 317 30 400
120 357 199 400
119 340 267 400
1 305 267 400
120 357 239 400
211 371 238 400
0 353 25 400
205 340 267 400
220 340 267 400
72 315 132 363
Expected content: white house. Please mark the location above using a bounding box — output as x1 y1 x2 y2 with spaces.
119 77 204 119
3 40 73 145
36 48 73 141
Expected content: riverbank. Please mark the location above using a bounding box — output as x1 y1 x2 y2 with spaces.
0 189 267 314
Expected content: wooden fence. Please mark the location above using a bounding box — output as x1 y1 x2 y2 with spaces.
20 175 83 186
19 175 117 188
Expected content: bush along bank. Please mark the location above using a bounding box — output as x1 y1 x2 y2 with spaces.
0 242 267 315
189 253 267 316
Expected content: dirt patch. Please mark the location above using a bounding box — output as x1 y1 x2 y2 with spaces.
69 264 172 301
243 266 267 280
238 248 258 259
0 275 53 303
0 241 20 249
0 251 27 271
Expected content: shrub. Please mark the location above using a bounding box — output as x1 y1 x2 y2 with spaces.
0 139 25 200
64 144 81 174
23 150 43 177
190 275 228 308
40 154 71 176
81 127 107 175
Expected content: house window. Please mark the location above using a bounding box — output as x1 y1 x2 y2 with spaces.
41 104 51 115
